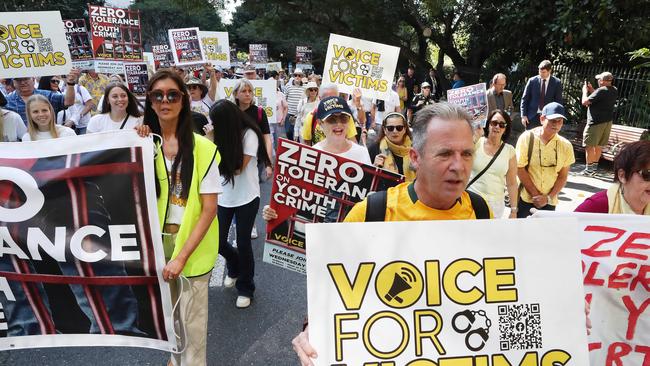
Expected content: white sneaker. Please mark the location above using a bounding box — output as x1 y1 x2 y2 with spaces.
223 276 237 288
251 225 258 239
236 296 251 308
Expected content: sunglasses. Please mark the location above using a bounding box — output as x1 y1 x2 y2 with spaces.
638 169 650 181
308 88 318 92
148 90 184 104
384 125 405 132
51 79 61 84
489 120 507 128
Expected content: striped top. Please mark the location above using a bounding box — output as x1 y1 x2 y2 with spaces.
285 85 305 115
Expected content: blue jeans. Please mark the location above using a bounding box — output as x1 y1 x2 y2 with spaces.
218 197 260 298
284 114 295 141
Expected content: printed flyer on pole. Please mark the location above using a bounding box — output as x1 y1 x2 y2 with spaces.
307 218 590 365
199 31 230 68
168 27 205 66
447 83 489 128
0 11 73 78
87 5 142 61
264 139 403 274
63 19 94 70
322 34 399 99
0 131 175 352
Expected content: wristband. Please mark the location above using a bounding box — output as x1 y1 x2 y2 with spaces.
66 81 76 86
510 207 518 213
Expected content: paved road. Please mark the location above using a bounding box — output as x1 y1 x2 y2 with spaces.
0 163 612 366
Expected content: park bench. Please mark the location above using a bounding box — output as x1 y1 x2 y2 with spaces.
601 124 649 161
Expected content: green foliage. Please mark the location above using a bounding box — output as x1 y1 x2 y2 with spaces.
2 0 104 19
131 0 225 48
629 48 650 68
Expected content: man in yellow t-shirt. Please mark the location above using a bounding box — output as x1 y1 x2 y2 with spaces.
516 102 575 218
301 83 356 145
344 102 492 222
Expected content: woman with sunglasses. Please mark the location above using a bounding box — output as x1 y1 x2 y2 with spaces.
467 110 518 218
369 112 415 182
144 70 221 366
188 64 219 121
87 83 143 133
576 140 650 215
294 81 320 142
37 76 62 93
208 99 271 309
262 96 371 221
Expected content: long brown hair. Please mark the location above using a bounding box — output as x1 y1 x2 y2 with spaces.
143 70 194 199
26 94 58 140
100 82 143 117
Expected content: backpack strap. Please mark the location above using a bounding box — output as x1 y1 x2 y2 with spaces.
364 190 388 222
466 190 490 219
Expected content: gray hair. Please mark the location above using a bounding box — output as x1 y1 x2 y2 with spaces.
319 82 338 98
231 78 254 103
411 102 473 154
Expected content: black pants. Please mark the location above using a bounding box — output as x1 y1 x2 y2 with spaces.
517 199 555 218
218 197 260 297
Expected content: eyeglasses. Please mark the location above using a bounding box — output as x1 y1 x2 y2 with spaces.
638 169 650 181
50 79 61 84
384 125 405 132
489 120 507 128
148 89 184 104
324 115 348 125
308 88 318 92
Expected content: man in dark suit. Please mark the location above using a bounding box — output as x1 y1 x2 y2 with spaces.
520 60 563 129
486 73 513 116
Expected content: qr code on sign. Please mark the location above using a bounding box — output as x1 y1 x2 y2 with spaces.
37 38 53 52
498 303 542 350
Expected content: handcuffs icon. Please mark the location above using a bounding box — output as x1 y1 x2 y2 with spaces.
452 309 492 352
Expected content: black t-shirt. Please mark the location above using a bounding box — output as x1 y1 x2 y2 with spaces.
587 86 618 125
404 75 417 105
243 104 271 135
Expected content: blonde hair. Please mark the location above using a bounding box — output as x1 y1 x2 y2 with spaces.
26 94 58 140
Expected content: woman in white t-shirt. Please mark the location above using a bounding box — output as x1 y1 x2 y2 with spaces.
22 95 76 141
1 107 27 141
210 99 271 309
467 109 518 218
87 83 143 133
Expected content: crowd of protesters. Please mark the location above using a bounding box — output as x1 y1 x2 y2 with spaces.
1 54 648 366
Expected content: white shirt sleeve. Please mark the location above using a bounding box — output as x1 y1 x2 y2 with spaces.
57 125 78 137
199 159 222 194
86 114 102 133
79 85 93 104
243 129 259 157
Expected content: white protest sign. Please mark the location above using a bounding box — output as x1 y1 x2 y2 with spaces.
267 62 282 72
168 27 205 66
532 211 650 366
322 34 399 99
307 218 590 365
199 31 230 68
94 59 125 75
219 79 277 124
0 11 73 78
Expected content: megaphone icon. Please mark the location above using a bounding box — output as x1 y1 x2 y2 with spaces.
384 272 413 304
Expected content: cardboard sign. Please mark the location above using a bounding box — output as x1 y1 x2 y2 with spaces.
322 34 399 99
168 27 205 66
124 62 148 95
264 139 403 274
199 31 230 68
267 62 282 72
93 59 125 75
296 45 313 70
87 5 142 61
0 130 175 352
532 211 650 366
152 44 174 70
307 218 590 365
0 11 73 78
219 78 277 124
249 43 268 68
447 83 488 128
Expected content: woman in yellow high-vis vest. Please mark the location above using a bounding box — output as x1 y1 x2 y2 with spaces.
144 70 221 366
